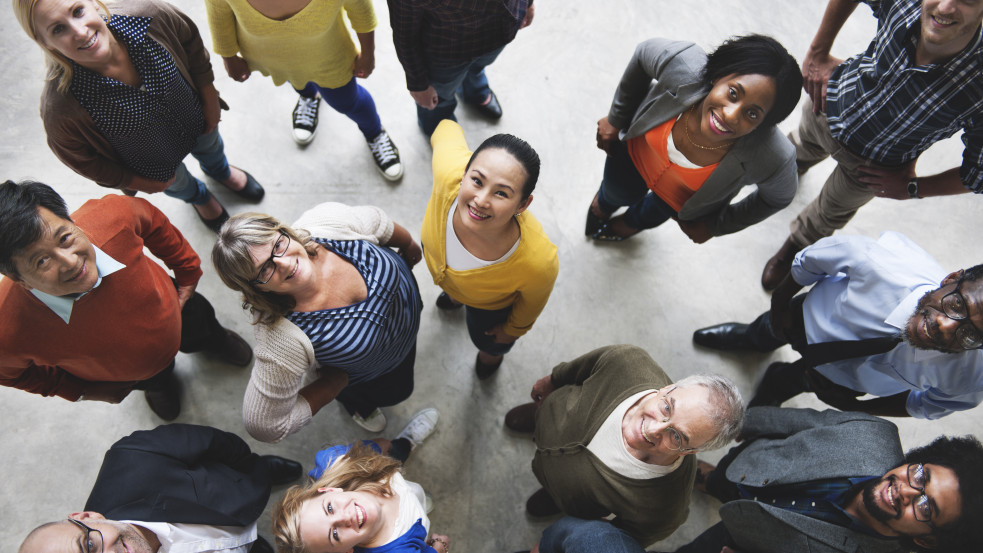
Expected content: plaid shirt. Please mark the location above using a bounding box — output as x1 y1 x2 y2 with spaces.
387 0 529 91
826 0 983 192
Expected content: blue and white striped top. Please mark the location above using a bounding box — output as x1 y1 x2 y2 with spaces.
287 239 422 385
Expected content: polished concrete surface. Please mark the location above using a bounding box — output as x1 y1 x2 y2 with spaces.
1 0 982 551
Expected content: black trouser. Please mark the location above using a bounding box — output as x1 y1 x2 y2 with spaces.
336 343 416 418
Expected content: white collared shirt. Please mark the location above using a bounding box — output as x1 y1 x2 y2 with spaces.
29 245 125 324
121 521 257 553
791 231 983 419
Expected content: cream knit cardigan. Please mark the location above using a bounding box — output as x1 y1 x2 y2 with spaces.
242 202 394 443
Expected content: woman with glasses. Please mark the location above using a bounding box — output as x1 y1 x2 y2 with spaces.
14 0 264 233
212 202 423 441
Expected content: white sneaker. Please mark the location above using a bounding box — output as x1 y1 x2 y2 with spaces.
367 129 404 181
292 94 320 145
394 408 439 449
352 408 387 432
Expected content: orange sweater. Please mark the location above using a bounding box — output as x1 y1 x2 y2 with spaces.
627 117 717 212
0 195 202 400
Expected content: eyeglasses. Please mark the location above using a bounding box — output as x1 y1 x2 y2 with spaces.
940 280 983 349
654 386 699 453
906 463 936 528
252 231 290 285
67 519 104 553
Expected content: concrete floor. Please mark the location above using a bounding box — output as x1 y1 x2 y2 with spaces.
2 0 982 551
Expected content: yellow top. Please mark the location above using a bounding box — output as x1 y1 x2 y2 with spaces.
204 0 377 89
421 121 559 338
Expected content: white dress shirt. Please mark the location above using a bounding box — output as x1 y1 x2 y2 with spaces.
123 521 257 553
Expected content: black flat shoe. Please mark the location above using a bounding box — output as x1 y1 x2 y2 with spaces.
585 206 606 236
229 168 265 202
469 90 503 119
262 455 303 485
197 205 230 233
591 222 627 242
475 352 503 380
435 292 463 310
692 323 751 351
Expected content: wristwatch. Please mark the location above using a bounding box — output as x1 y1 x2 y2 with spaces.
907 178 920 199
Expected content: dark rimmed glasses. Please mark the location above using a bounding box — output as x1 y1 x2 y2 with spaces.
906 463 936 528
67 519 103 553
940 280 983 349
252 231 290 285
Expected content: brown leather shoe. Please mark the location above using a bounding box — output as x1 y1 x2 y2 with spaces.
208 328 253 367
525 487 561 518
761 237 800 291
694 460 717 493
505 402 538 434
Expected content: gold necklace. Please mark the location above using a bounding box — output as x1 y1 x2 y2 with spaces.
684 105 734 151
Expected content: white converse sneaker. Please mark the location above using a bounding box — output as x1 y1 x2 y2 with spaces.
367 129 404 181
352 408 387 432
292 94 320 145
394 408 439 449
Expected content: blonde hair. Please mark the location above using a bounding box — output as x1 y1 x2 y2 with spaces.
211 212 320 325
272 444 401 553
13 0 112 93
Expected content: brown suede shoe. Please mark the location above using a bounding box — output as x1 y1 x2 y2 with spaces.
208 328 253 367
505 402 538 434
694 460 717 494
525 487 561 518
761 237 800 291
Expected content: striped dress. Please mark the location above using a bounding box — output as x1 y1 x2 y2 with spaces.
287 239 421 385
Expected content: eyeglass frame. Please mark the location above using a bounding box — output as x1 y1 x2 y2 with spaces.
906 463 937 528
251 230 291 286
654 386 700 453
67 518 104 553
939 278 983 350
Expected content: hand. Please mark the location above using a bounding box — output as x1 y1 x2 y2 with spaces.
129 173 177 194
485 324 519 345
520 3 535 28
859 162 917 200
223 56 251 82
81 382 132 403
530 374 554 406
800 49 842 113
411 87 439 110
353 51 375 79
677 218 712 243
596 116 620 153
176 283 197 310
199 84 221 134
398 239 423 267
427 534 450 553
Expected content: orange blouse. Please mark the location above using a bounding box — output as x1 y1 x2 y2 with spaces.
626 117 718 212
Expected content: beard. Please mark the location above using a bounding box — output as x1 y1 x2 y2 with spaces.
862 475 900 525
902 289 940 352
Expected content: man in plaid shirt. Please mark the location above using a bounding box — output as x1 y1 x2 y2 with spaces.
760 0 983 291
387 0 534 135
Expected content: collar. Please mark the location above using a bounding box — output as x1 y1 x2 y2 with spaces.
30 245 126 324
885 284 948 362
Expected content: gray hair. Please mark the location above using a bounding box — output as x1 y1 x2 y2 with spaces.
675 374 745 451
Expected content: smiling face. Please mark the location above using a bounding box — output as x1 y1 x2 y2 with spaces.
297 488 388 553
21 513 156 553
11 206 98 297
860 464 962 540
247 233 315 297
31 0 114 69
696 73 776 146
904 271 983 352
620 384 717 466
920 0 983 55
455 148 532 234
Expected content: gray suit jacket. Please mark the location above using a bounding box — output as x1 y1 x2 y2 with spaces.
719 407 905 553
607 38 797 236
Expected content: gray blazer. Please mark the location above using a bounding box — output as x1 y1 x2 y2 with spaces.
719 407 906 553
607 38 797 236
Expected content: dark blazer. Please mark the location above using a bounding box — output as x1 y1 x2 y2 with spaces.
84 424 271 526
719 408 906 553
607 38 797 236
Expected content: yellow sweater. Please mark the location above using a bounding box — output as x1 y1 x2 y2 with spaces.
204 0 376 89
421 121 559 338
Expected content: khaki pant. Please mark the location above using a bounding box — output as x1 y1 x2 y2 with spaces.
788 103 899 248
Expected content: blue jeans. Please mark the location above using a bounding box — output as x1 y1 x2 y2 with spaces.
596 140 677 230
165 128 231 205
465 304 515 356
417 46 506 136
539 518 644 553
297 78 382 140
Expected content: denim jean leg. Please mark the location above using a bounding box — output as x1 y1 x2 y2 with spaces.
191 128 231 182
418 64 466 135
623 192 676 230
459 46 505 105
163 163 211 206
316 79 382 140
596 141 649 213
539 518 644 553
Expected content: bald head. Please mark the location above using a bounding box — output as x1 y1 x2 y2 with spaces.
19 514 156 553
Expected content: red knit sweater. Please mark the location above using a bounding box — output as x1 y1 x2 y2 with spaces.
0 195 202 401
